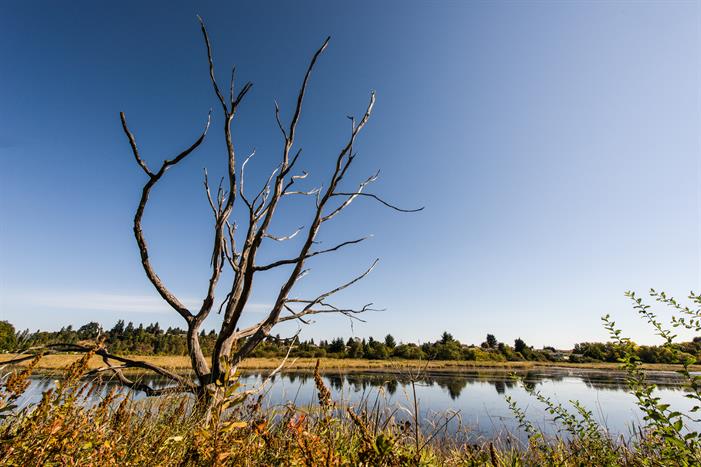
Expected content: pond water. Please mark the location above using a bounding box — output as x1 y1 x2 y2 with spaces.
20 367 699 442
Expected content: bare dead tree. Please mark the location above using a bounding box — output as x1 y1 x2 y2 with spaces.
8 18 421 399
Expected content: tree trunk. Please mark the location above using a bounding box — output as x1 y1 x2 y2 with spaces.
187 324 210 385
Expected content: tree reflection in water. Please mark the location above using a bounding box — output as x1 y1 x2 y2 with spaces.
19 367 697 440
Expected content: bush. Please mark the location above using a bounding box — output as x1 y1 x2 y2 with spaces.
509 289 701 465
0 322 16 352
391 344 425 360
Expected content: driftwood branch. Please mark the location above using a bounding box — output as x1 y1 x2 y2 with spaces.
5 343 197 396
88 355 189 397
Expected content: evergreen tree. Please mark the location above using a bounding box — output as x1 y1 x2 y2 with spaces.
384 334 397 348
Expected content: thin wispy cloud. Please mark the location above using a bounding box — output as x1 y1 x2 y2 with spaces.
2 291 270 314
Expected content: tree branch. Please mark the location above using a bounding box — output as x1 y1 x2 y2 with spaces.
198 15 228 115
119 112 153 177
254 236 370 271
286 259 379 308
286 36 330 144
239 149 257 210
330 192 424 213
88 355 192 397
126 112 211 322
203 169 219 217
322 171 379 222
10 343 197 395
263 226 304 242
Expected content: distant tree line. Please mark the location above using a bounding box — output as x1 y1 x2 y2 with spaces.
6 320 218 357
1 320 699 364
570 339 701 364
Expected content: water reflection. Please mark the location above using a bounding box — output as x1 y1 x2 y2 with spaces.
20 367 698 440
237 368 688 400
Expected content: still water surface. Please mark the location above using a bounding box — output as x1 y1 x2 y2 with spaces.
22 367 699 441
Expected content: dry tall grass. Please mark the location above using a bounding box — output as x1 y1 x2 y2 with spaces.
0 354 694 373
0 353 696 466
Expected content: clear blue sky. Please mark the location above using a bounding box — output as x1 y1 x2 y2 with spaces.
1 1 698 348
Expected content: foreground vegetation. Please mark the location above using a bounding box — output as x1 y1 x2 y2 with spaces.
0 348 696 466
1 289 701 465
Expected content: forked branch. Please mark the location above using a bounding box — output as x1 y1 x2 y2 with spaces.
121 111 211 322
13 19 421 398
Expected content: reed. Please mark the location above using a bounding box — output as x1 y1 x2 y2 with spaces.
0 354 697 466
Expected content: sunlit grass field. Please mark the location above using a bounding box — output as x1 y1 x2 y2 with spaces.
1 354 695 373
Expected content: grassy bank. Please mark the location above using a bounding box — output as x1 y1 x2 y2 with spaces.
1 354 695 373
